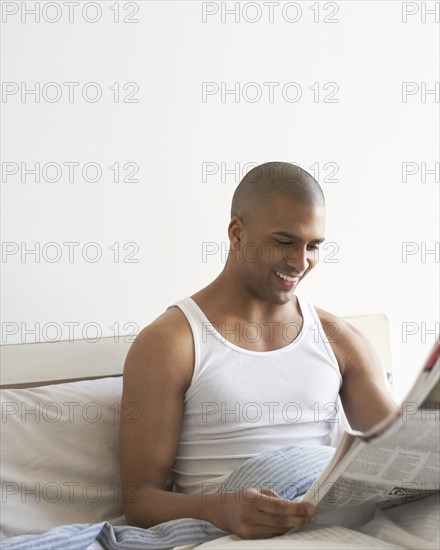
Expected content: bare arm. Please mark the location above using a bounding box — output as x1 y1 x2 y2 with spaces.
119 309 197 526
319 314 398 432
340 322 398 431
119 309 316 537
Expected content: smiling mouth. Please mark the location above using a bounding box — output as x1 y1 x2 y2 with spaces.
275 271 299 283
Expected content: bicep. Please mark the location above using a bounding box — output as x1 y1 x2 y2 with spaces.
119 329 187 495
339 325 397 431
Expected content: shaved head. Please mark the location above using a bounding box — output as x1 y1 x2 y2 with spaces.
231 161 325 223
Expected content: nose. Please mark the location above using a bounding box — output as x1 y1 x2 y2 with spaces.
284 244 310 275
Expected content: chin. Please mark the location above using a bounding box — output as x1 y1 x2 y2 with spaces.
270 292 294 305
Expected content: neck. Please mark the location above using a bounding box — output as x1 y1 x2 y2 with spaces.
193 263 298 323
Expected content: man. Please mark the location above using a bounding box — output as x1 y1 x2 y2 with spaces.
119 161 397 539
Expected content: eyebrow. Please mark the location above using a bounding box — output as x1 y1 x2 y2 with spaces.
271 231 325 244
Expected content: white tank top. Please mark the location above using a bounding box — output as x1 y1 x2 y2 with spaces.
167 293 342 495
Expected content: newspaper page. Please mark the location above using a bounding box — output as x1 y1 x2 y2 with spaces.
310 409 439 511
302 343 440 511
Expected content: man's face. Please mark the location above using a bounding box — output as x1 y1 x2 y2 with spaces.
234 194 325 305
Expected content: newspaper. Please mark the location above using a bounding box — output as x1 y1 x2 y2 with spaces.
302 342 440 511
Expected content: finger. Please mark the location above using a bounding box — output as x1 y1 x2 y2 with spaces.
253 508 316 531
237 515 312 540
259 506 316 529
258 487 316 518
256 492 316 518
240 523 295 539
260 487 281 499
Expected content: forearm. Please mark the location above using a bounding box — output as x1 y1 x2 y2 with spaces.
123 483 317 538
123 484 223 528
341 379 398 432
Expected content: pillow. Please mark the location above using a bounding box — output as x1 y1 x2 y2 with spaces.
0 376 125 539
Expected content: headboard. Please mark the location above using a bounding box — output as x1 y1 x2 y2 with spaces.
342 313 393 387
0 314 392 389
0 337 132 389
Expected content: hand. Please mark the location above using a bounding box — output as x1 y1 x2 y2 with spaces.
210 486 317 539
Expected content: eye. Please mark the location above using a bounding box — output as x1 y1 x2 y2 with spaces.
308 244 320 250
276 240 291 245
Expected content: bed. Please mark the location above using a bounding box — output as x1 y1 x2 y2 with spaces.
1 315 438 549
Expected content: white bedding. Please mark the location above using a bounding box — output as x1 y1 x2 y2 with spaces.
172 495 440 550
83 495 439 550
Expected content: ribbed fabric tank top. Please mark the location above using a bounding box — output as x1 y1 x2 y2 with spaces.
167 292 342 495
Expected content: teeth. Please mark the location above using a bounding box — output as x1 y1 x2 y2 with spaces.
276 271 297 282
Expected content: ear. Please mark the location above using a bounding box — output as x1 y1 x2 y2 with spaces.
228 217 243 248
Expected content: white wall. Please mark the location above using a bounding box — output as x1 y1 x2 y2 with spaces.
2 1 438 401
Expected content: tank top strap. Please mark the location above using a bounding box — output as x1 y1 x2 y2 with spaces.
166 297 204 382
296 293 341 381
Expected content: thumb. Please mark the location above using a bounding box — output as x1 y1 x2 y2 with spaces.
260 487 282 500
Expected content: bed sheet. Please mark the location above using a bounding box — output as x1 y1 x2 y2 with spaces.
168 495 440 550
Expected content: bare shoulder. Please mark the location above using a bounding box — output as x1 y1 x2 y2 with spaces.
314 305 366 344
313 306 396 430
120 305 196 507
124 305 194 391
314 305 382 378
